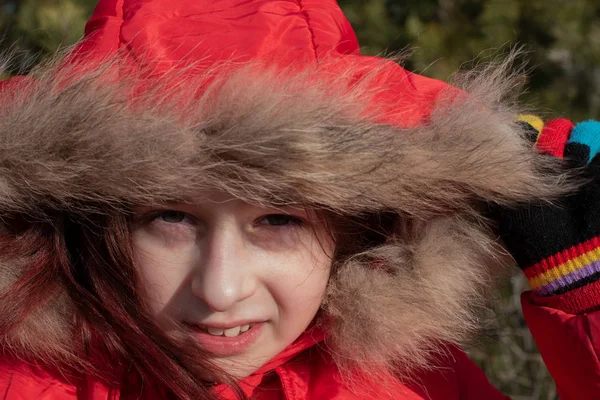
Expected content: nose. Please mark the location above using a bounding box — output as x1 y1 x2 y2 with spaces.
190 223 256 312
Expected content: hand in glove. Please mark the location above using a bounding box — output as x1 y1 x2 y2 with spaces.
494 116 600 314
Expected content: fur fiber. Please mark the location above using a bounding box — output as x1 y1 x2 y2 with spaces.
0 52 573 377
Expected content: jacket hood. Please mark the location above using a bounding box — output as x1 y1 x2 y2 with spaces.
73 0 453 127
0 0 570 380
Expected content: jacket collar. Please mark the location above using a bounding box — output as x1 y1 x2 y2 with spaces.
214 326 327 398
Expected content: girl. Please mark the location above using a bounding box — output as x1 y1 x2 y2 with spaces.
1 0 599 399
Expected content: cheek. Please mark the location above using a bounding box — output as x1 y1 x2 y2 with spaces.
265 240 332 329
132 230 197 316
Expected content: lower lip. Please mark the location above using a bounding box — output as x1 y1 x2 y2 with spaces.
186 322 265 356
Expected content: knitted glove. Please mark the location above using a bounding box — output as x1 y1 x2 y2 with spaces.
494 116 600 314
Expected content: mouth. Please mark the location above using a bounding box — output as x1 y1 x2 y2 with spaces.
183 321 265 356
190 322 258 338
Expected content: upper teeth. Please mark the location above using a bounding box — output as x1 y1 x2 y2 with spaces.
205 324 252 337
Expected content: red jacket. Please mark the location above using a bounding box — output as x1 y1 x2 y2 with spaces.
2 290 600 399
2 0 600 399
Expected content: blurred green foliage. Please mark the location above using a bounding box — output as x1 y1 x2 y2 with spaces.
0 0 95 72
3 0 598 398
341 0 600 121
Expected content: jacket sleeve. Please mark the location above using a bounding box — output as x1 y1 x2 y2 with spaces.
522 279 600 400
0 362 79 400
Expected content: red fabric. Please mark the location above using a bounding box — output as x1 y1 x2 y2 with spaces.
1 334 508 399
522 291 600 399
67 0 454 128
0 76 29 93
536 118 574 158
12 296 600 399
77 0 359 67
0 76 35 104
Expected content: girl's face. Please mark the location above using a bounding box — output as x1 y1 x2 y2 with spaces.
132 191 333 378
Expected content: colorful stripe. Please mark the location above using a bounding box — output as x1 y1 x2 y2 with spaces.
536 260 600 296
536 118 574 158
568 120 600 164
524 236 600 296
517 114 544 135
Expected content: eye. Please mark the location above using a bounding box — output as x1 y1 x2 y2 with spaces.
148 210 195 225
160 210 188 223
257 214 304 227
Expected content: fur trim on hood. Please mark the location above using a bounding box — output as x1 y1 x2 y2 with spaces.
0 52 572 378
